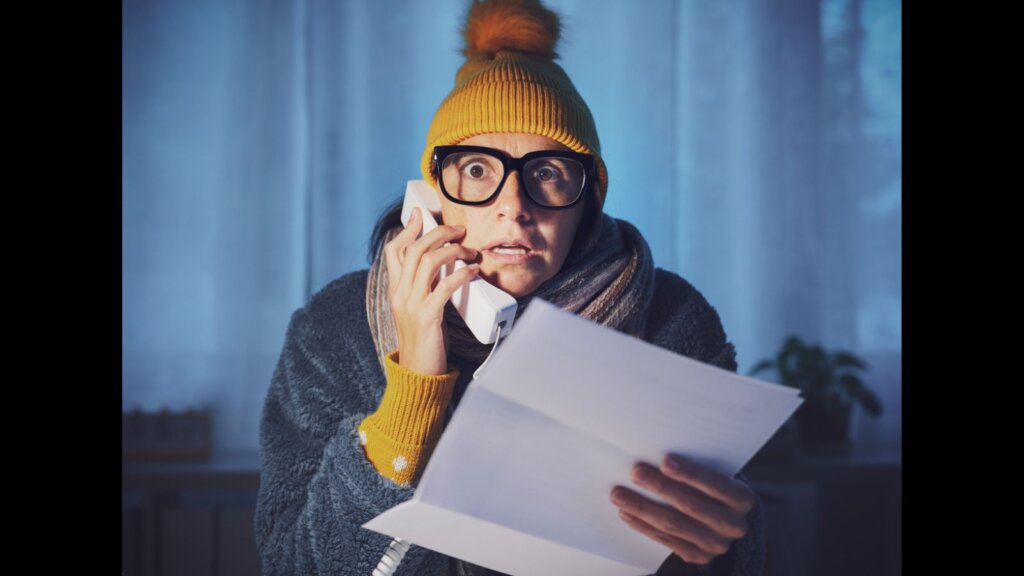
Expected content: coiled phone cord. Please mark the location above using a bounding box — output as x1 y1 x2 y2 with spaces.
371 537 411 576
372 322 506 576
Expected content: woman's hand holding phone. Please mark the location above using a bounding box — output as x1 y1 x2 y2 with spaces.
384 207 481 375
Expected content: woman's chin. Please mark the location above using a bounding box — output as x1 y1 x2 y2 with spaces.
478 268 546 299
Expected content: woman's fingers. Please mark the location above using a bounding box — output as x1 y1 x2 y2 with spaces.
384 207 424 291
660 454 757 516
412 242 479 297
630 463 748 540
425 262 481 310
611 486 733 558
396 223 468 297
611 455 758 567
617 508 719 567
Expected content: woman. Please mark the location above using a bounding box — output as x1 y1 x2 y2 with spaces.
255 1 765 574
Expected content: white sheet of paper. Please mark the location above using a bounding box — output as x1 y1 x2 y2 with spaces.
364 299 803 576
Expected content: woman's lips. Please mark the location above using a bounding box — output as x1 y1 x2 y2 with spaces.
491 246 529 255
478 237 539 264
483 237 535 251
484 245 537 263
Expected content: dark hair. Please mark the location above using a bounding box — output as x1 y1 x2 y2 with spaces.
366 187 600 265
367 197 405 265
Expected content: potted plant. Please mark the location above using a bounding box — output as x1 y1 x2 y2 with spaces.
750 335 882 450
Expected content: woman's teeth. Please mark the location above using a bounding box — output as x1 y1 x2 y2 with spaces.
492 246 528 255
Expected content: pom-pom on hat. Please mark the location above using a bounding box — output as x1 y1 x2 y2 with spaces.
421 0 609 208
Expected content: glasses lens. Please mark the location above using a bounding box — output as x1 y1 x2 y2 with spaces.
440 152 505 203
523 156 586 207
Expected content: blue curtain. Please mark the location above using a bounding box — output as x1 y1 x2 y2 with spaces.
122 0 902 457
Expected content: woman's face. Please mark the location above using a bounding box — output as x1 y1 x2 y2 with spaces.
435 133 585 298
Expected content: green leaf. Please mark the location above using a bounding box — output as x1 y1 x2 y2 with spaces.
777 355 796 387
776 336 806 387
833 352 869 371
855 386 884 417
748 359 774 376
838 373 865 393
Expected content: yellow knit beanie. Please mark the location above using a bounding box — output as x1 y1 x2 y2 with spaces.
421 0 609 208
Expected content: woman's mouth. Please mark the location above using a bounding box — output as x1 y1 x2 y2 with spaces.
483 240 537 263
491 245 530 255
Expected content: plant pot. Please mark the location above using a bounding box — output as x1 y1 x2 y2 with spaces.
795 401 851 447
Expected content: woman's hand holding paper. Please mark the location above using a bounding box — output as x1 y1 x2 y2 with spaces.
610 453 756 568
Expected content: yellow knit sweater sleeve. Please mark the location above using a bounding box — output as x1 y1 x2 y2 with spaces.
357 350 459 486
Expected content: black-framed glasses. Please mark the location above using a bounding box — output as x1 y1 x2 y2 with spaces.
432 145 595 209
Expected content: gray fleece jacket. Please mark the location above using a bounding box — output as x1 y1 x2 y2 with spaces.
254 268 765 576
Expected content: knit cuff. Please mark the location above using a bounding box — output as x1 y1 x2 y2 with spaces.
357 350 459 485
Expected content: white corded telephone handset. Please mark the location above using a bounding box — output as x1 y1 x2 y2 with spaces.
400 180 517 344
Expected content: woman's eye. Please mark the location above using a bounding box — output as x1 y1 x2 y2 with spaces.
534 165 561 182
463 162 489 179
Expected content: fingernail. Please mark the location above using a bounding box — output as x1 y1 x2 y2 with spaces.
667 455 683 471
610 489 626 506
632 467 649 485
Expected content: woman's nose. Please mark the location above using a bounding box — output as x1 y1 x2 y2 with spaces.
495 171 532 222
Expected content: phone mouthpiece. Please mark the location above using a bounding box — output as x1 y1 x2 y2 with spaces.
452 276 517 344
